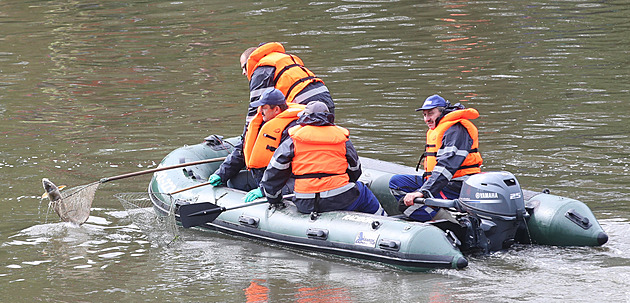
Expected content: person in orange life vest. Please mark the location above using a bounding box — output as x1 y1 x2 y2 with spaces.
240 42 334 124
208 88 304 202
260 101 386 216
389 94 483 222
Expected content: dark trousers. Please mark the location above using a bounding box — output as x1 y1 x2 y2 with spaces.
388 174 461 222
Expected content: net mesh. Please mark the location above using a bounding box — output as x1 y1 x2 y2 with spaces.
55 181 100 225
114 192 181 247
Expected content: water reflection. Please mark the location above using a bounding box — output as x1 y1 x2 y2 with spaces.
244 279 268 303
244 279 354 303
294 285 352 303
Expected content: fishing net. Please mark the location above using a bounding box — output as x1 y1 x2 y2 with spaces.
114 192 181 247
54 181 100 225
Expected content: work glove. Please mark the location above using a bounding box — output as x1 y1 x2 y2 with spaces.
208 174 223 186
244 187 264 202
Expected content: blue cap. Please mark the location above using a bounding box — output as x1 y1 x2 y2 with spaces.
416 94 447 111
250 88 286 107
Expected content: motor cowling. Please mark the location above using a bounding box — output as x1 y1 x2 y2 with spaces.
457 172 527 252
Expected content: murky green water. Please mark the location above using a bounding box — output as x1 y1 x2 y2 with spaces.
2 0 629 301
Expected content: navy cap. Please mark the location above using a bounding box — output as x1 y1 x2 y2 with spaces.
416 94 447 111
250 88 286 107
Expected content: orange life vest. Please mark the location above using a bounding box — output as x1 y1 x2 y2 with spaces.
288 125 350 193
424 108 483 179
243 103 305 169
246 42 324 103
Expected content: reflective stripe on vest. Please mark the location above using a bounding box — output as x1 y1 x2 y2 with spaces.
289 124 350 193
246 42 324 103
243 103 305 169
424 108 483 179
294 183 355 199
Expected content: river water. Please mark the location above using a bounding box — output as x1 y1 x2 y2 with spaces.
2 0 630 302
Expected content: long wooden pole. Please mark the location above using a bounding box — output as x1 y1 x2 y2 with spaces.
100 157 226 183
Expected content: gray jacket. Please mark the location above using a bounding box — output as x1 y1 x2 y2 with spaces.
261 112 362 213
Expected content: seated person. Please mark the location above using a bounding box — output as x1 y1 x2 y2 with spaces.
208 88 304 201
389 94 483 222
260 101 387 216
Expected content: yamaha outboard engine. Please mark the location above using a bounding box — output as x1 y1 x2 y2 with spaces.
457 172 528 252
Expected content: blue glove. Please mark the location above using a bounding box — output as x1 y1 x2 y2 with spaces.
244 188 264 202
208 174 223 186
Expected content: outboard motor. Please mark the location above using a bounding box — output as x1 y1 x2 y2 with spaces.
457 172 528 252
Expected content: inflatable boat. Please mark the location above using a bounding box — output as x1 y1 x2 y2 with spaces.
148 135 607 271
